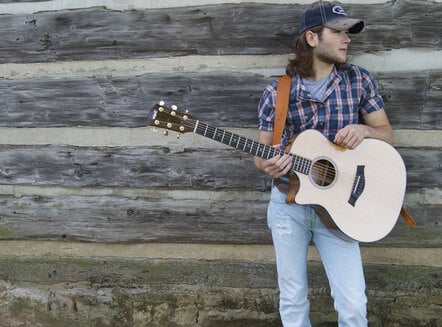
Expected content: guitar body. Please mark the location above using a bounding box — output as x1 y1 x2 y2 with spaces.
290 130 407 242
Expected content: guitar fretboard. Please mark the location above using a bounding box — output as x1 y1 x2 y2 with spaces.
193 120 311 175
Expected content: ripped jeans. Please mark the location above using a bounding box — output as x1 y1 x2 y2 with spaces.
268 186 368 327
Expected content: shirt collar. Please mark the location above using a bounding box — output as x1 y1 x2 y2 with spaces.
293 65 343 101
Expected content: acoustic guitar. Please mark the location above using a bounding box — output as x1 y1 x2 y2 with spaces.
148 102 407 242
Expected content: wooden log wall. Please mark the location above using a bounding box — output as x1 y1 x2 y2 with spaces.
0 0 440 326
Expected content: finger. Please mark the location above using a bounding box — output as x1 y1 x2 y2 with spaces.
281 164 292 176
274 158 291 177
346 135 362 149
275 155 288 166
334 130 346 145
267 154 281 165
348 137 363 150
282 156 292 172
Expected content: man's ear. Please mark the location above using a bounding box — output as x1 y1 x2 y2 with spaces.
305 31 318 47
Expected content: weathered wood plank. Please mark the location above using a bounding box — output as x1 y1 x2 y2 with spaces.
0 194 271 243
0 0 47 3
0 145 270 189
425 71 442 128
0 256 277 288
0 73 267 128
0 1 440 64
0 256 439 293
0 192 439 245
0 145 439 189
399 147 442 189
383 209 441 247
377 71 426 128
0 71 440 129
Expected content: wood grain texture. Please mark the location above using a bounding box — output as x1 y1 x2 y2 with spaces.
0 193 270 243
0 71 440 129
0 0 46 3
0 191 439 245
0 145 439 189
397 147 442 189
0 145 269 189
0 1 440 64
0 73 268 128
0 256 439 290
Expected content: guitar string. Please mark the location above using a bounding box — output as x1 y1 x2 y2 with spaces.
188 118 356 185
161 113 404 194
193 120 344 181
177 114 410 192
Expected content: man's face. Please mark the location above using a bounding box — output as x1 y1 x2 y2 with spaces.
315 27 351 64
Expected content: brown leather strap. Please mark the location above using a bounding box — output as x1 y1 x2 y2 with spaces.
273 75 299 204
272 75 292 146
401 207 416 227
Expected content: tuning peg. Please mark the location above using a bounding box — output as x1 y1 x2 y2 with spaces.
163 130 169 136
159 100 165 106
171 105 178 110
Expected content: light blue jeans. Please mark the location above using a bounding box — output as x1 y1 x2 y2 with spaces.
268 186 368 327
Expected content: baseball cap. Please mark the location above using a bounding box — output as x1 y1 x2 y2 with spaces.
300 1 364 34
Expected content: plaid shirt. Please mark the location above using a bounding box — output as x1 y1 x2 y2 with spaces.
258 64 384 146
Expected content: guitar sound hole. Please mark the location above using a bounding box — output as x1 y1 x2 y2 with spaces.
311 159 336 187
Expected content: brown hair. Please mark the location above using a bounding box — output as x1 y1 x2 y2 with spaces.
285 26 324 78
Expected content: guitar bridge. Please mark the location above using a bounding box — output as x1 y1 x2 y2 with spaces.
349 165 365 207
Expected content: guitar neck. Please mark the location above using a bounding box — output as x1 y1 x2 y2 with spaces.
193 120 311 175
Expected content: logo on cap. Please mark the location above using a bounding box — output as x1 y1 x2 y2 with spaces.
332 5 347 16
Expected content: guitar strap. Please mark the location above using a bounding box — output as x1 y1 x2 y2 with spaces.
273 74 416 228
273 75 299 204
272 74 292 147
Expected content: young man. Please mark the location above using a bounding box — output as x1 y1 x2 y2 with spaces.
254 1 393 326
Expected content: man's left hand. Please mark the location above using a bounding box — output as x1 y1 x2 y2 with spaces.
334 124 369 149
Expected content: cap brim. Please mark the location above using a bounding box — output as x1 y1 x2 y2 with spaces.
324 18 364 34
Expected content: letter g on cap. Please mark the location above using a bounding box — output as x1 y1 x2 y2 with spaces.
332 5 347 16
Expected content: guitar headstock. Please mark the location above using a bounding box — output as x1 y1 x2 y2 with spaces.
148 101 195 135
